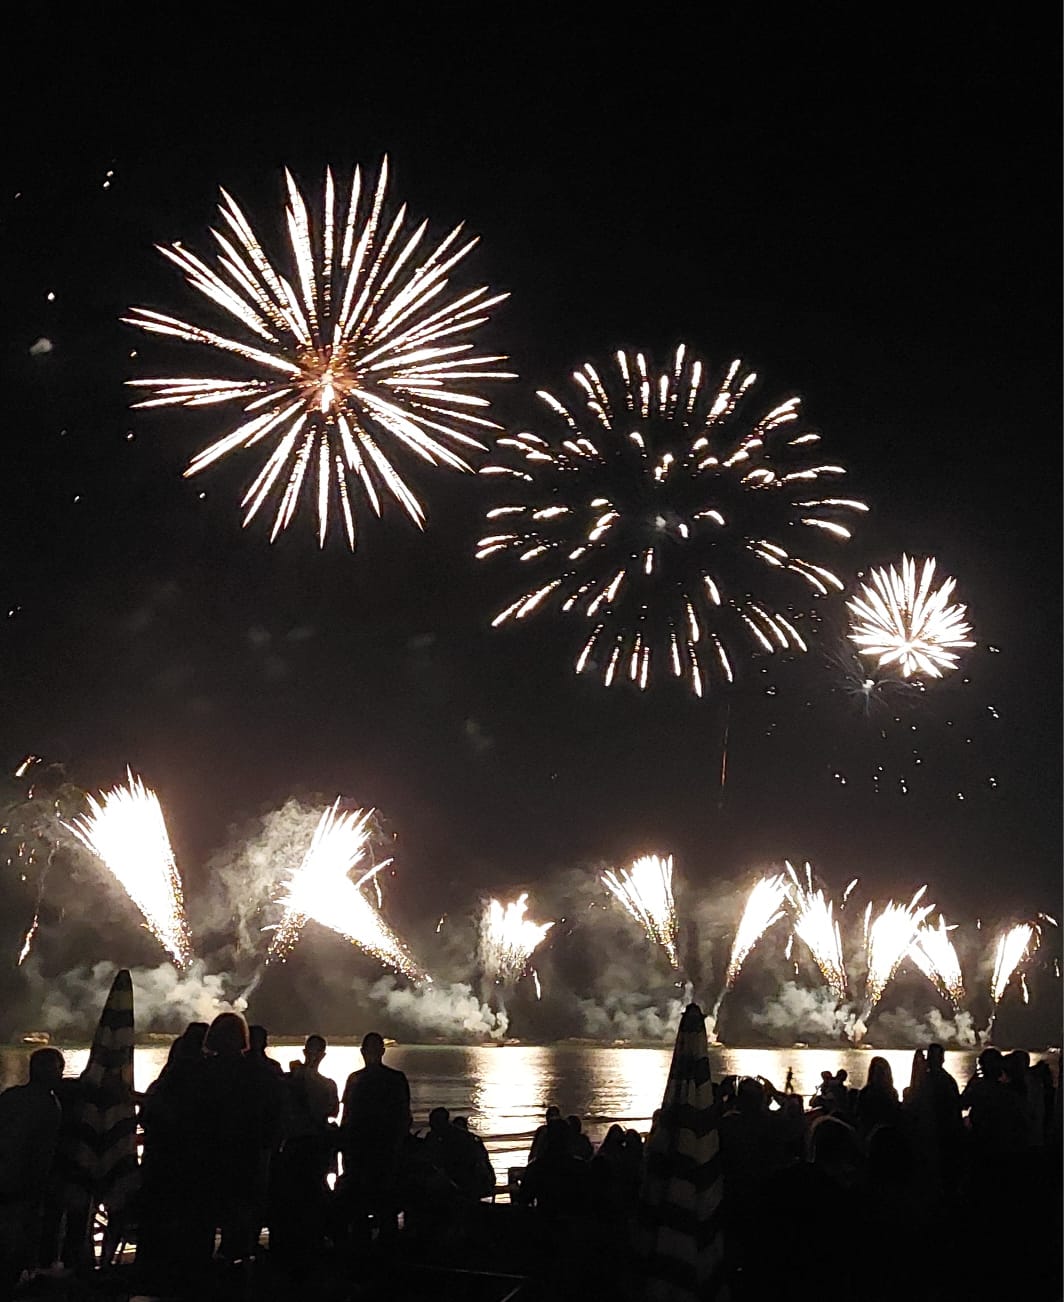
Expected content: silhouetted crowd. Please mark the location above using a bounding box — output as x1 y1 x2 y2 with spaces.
0 1020 1059 1300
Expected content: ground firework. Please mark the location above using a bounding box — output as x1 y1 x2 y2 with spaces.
847 555 974 680
989 923 1038 1007
126 164 512 547
714 873 790 1019
478 347 864 695
66 770 192 969
602 854 678 967
269 802 424 980
861 888 934 1019
909 914 965 1008
479 893 553 985
786 862 847 1001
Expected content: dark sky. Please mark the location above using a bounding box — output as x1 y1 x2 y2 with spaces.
1 6 1059 940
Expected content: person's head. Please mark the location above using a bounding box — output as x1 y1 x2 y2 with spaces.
452 1115 469 1131
868 1056 894 1092
184 1022 209 1052
1002 1051 1028 1087
978 1048 1004 1082
623 1129 644 1152
248 1024 268 1056
835 1070 847 1084
204 1011 249 1058
736 1077 766 1115
926 1043 945 1070
908 1049 926 1089
303 1034 327 1068
602 1123 625 1151
544 1104 561 1124
29 1047 64 1089
820 1070 833 1084
566 1114 582 1135
811 1115 861 1182
361 1031 385 1066
428 1106 450 1133
542 1117 569 1158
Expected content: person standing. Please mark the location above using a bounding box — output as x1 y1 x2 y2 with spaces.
339 1033 410 1245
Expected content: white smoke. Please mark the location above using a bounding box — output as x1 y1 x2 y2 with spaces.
576 992 684 1042
873 1006 979 1048
747 982 854 1043
364 977 507 1042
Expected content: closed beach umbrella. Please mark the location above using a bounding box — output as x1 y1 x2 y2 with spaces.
69 968 139 1218
638 1002 727 1301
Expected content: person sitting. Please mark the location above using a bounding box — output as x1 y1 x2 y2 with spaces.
451 1117 495 1198
516 1117 589 1219
529 1105 561 1163
565 1114 593 1160
422 1107 493 1200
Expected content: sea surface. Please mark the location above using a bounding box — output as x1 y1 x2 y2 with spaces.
1 1042 1053 1186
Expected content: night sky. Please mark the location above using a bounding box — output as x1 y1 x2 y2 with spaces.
2 9 1059 986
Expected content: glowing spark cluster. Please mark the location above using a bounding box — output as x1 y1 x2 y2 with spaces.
479 346 863 695
723 873 790 989
786 862 847 1001
479 892 553 984
990 923 1038 1006
67 770 192 969
602 854 678 967
269 801 424 980
909 915 965 1008
126 164 512 547
861 888 934 1016
847 555 974 679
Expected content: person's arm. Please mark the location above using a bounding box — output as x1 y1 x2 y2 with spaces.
326 1079 340 1119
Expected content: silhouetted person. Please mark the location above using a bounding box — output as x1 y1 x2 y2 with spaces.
720 1077 788 1273
451 1117 495 1197
248 1024 285 1078
339 1032 410 1244
529 1104 561 1163
422 1106 493 1199
566 1114 593 1160
856 1056 901 1136
0 1048 64 1298
902 1048 926 1107
962 1047 1027 1159
516 1117 589 1218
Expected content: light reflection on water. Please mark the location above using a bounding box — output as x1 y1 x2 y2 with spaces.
1 1042 1051 1186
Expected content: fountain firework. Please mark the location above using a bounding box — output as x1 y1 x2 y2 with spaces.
479 892 553 986
601 854 678 967
66 770 192 970
858 888 934 1031
268 801 425 981
712 873 789 1021
909 915 965 1008
786 862 847 1001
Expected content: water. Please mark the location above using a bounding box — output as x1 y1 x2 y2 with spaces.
1 1042 1050 1186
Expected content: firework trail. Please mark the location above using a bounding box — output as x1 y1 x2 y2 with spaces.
711 873 789 1019
908 914 965 1008
848 555 974 679
602 854 678 967
859 888 934 1027
478 346 864 695
479 892 553 985
66 770 192 969
785 862 847 1001
989 923 1039 1008
126 164 512 547
268 801 425 980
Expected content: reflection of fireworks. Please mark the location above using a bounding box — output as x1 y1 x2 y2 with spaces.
909 914 965 1008
990 923 1038 1006
67 770 192 969
127 164 511 547
602 854 678 966
786 862 847 1000
479 892 553 984
848 555 974 679
479 347 863 695
269 802 424 980
861 888 934 1016
723 873 789 990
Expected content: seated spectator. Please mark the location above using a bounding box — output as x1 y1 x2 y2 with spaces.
566 1114 593 1160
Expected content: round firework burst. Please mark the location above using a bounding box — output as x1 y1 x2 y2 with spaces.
847 555 974 680
125 163 512 548
477 346 865 695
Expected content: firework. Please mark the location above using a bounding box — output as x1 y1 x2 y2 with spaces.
126 164 512 547
269 801 424 980
908 915 965 1008
720 873 790 993
847 555 974 680
66 770 192 969
602 854 678 967
479 892 553 984
478 346 863 695
785 862 847 1001
861 888 934 1017
989 923 1038 1006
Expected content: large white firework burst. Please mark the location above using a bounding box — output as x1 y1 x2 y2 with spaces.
125 163 512 547
478 346 864 695
847 555 974 679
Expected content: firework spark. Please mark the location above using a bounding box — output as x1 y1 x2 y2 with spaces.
126 164 512 547
786 862 847 1001
269 801 424 980
989 923 1038 1006
861 888 934 1018
721 873 790 993
66 770 192 969
847 555 974 679
479 892 553 985
479 346 863 695
602 854 678 967
908 914 965 1008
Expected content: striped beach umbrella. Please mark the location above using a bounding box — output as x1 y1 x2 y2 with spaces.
638 1002 727 1302
68 967 139 1216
